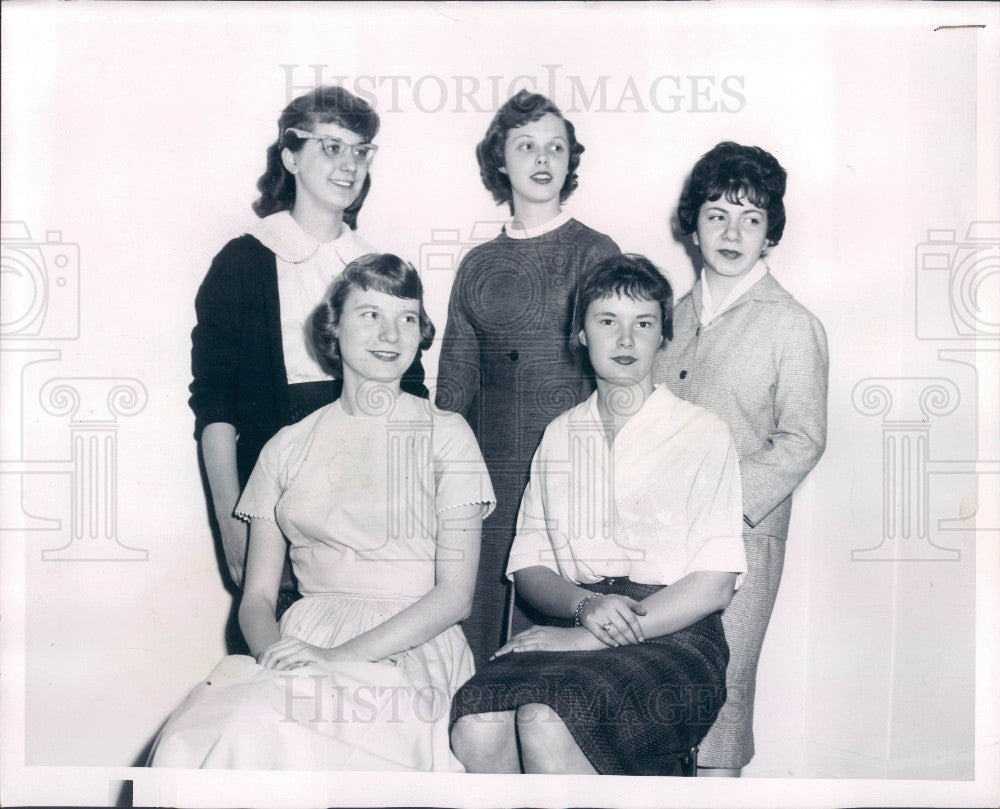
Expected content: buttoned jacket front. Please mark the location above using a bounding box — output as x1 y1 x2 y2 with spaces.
653 272 828 541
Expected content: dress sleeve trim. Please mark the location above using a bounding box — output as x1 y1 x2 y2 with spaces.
234 510 276 523
436 499 497 518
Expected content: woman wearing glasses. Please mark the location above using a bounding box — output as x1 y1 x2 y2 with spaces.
190 86 427 626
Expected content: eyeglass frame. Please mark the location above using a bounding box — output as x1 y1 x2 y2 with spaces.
284 127 379 166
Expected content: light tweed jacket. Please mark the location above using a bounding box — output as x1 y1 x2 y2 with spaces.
653 272 828 541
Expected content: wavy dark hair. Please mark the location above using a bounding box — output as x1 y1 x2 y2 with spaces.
676 141 788 245
476 90 584 212
311 254 435 375
253 85 380 230
570 253 673 353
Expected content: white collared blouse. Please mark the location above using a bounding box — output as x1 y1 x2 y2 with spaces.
506 385 747 588
250 211 376 384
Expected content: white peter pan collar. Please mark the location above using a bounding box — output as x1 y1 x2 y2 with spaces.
504 209 572 240
250 211 372 265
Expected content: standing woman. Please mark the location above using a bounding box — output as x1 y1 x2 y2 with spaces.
191 86 426 618
436 90 619 667
654 142 828 775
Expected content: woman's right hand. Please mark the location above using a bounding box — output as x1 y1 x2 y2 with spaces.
580 594 647 646
257 638 368 670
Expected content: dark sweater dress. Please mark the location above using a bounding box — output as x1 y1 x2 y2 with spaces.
435 217 619 667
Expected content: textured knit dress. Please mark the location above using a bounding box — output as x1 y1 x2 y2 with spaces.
435 216 619 667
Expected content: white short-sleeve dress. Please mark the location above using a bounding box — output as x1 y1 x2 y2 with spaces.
149 393 495 771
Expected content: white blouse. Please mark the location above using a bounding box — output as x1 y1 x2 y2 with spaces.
506 385 747 588
251 211 376 384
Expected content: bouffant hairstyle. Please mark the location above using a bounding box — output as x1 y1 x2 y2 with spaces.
311 254 435 375
253 85 380 230
677 141 788 246
570 253 673 353
476 90 584 212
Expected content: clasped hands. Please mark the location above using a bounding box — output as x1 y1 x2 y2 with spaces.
257 638 367 671
492 593 647 659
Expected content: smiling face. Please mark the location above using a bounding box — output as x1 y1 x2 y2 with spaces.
579 293 663 388
694 195 770 281
283 121 370 215
334 286 422 386
500 112 570 212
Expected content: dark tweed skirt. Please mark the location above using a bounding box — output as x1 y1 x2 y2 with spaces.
450 577 729 775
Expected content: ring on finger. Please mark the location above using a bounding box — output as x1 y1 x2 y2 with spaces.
602 622 613 631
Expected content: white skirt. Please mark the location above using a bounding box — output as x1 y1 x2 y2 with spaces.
148 593 474 771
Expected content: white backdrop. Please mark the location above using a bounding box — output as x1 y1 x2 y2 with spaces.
2 2 999 807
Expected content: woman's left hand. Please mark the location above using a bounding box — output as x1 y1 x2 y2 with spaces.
491 626 602 659
258 638 365 670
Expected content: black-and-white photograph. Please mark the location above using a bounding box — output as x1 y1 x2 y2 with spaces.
2 2 998 807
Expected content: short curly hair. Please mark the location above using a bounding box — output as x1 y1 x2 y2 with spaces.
569 253 673 353
677 141 788 245
311 254 435 375
476 90 584 211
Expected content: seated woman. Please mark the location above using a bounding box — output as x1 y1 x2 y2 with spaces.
449 253 748 776
149 254 495 771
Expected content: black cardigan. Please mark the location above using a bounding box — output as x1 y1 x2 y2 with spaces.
189 234 427 485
